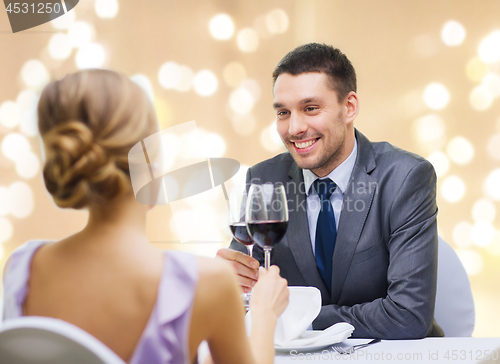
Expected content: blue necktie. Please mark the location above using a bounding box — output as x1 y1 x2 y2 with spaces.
313 178 337 291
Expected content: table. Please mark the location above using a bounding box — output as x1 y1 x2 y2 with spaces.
274 338 500 363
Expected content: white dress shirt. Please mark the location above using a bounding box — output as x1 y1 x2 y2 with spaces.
303 138 358 255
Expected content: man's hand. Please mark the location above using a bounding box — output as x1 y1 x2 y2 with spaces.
216 248 260 292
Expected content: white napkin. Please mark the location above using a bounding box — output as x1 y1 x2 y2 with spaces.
245 286 354 348
277 322 354 348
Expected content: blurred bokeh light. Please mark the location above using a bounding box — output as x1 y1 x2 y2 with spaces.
229 87 254 115
193 70 218 96
0 217 13 244
441 20 466 47
427 150 450 177
21 60 49 89
484 169 500 200
478 30 500 63
441 175 466 203
209 14 234 40
68 21 95 48
456 249 484 276
7 182 34 219
0 101 21 129
470 85 494 111
423 82 450 110
75 43 106 69
51 7 76 30
472 199 497 223
48 33 72 60
237 28 259 52
223 62 246 88
446 136 474 165
265 9 289 35
487 134 500 160
95 0 119 19
466 58 489 83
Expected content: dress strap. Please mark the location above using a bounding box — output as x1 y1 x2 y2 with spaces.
1 240 51 321
129 250 198 364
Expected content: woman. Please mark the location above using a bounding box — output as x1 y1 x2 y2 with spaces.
1 69 289 364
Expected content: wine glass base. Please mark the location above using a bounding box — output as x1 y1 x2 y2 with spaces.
241 291 252 309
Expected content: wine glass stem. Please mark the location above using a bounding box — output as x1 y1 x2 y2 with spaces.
247 244 254 258
264 247 271 270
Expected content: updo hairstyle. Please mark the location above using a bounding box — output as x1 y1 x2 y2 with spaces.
37 69 159 209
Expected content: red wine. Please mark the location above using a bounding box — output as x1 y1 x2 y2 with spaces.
247 221 288 248
230 223 254 246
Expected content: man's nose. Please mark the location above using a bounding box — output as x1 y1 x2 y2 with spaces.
288 113 308 136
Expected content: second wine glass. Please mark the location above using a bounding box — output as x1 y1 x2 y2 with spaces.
228 186 254 308
246 183 288 270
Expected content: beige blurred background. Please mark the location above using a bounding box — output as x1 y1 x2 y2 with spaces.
1 0 499 336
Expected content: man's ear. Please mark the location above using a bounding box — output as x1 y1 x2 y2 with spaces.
344 91 359 124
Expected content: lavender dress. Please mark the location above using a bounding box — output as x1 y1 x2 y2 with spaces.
1 240 198 364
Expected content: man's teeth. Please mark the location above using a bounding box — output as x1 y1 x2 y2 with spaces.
295 140 315 149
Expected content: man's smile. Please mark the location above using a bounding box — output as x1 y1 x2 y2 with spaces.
291 138 319 153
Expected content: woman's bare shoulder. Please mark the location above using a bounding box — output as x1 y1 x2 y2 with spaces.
189 256 246 361
192 256 241 307
189 256 241 331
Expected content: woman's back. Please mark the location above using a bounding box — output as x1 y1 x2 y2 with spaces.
24 233 163 361
3 232 202 363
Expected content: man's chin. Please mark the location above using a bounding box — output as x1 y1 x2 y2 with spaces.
284 144 320 168
289 153 318 171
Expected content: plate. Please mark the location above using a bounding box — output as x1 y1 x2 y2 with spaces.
275 330 349 352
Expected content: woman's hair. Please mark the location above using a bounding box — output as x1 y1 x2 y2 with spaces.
38 69 159 209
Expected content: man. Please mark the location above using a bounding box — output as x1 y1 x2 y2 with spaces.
218 43 443 339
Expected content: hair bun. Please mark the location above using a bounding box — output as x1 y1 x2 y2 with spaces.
43 121 128 209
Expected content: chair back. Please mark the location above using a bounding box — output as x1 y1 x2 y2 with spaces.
435 236 475 337
0 316 127 364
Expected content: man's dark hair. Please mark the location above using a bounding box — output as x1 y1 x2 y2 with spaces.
272 43 357 102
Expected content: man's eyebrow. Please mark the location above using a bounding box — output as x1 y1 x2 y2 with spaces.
273 97 321 109
299 97 320 105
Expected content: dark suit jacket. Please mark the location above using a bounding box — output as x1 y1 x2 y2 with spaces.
230 130 444 339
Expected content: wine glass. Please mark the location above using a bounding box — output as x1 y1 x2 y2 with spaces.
246 183 288 270
228 186 254 308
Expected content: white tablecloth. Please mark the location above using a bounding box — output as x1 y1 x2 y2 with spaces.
274 338 500 363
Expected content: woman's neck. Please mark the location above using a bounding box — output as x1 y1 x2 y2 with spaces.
75 194 152 249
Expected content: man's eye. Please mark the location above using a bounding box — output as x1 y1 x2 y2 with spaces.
305 107 317 112
277 111 289 117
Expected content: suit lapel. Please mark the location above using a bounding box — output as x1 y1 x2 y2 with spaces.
331 130 377 303
287 163 330 299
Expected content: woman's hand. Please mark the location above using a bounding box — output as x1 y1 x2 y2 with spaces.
250 266 289 319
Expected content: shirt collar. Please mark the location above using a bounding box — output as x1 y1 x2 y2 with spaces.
303 137 358 196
